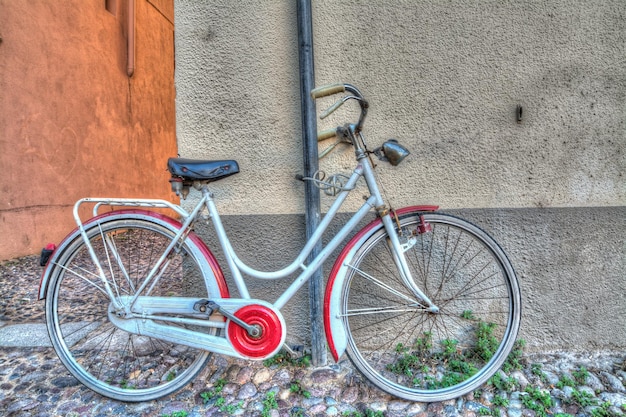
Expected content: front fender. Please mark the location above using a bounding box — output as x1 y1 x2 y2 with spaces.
39 209 229 300
323 205 438 362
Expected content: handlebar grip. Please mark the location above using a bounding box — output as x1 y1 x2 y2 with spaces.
311 83 345 99
317 128 337 141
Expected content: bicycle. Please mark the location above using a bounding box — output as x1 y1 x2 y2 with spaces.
38 83 521 403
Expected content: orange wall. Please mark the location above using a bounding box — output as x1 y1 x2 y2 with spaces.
0 0 177 260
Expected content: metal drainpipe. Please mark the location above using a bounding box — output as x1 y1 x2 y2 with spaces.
297 0 326 366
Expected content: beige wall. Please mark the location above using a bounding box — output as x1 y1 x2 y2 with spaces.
0 0 177 259
174 1 625 352
174 1 624 214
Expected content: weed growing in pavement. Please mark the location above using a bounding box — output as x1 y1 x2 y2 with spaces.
501 339 526 373
492 395 509 407
570 388 596 407
531 363 549 383
590 401 626 417
521 386 554 417
200 378 242 413
263 349 311 368
556 374 577 389
217 398 243 414
489 372 518 392
342 410 385 417
386 308 528 392
161 411 188 417
289 380 311 398
572 366 590 385
200 378 226 403
261 391 278 417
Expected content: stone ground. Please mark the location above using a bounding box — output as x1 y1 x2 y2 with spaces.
1 255 625 417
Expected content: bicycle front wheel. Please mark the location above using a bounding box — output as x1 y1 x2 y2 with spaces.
341 212 521 402
45 213 224 402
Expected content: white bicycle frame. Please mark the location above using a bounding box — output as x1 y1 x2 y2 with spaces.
73 130 436 324
59 81 442 359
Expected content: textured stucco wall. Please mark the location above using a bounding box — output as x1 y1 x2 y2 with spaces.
174 1 625 352
175 1 624 213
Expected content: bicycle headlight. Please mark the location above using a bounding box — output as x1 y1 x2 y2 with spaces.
374 139 410 166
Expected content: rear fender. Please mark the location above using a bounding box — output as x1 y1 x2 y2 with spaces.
323 205 438 362
38 209 229 300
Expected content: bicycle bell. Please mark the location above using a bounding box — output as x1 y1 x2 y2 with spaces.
373 139 410 166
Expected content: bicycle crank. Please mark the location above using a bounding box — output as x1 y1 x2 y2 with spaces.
195 299 261 337
226 304 286 359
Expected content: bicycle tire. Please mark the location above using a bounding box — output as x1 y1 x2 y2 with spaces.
45 212 225 402
340 212 521 402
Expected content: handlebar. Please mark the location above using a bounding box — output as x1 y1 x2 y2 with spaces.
316 128 339 141
311 83 369 142
309 83 410 166
310 83 345 99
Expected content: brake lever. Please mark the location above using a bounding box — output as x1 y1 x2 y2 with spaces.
318 125 353 158
320 95 362 119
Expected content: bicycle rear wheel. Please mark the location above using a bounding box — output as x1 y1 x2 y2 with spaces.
45 212 224 402
341 212 521 402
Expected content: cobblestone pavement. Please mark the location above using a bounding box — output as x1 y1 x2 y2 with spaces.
1 256 625 417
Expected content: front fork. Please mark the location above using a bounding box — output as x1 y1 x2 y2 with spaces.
380 212 439 313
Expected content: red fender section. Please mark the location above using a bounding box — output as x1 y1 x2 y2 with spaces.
324 205 438 362
39 209 229 300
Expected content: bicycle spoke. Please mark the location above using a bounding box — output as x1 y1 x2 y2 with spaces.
346 264 425 307
46 216 217 401
104 234 136 294
341 213 520 402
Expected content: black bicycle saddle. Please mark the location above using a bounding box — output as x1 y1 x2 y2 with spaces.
167 157 239 182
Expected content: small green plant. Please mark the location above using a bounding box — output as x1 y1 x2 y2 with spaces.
478 407 492 416
570 389 597 408
263 349 311 368
162 411 188 417
531 363 548 383
474 321 499 361
290 380 311 398
572 366 590 385
461 310 477 320
441 338 459 358
521 386 554 417
200 378 226 404
207 395 243 414
413 331 433 355
590 401 617 417
493 395 509 407
556 374 576 389
200 378 243 413
221 400 244 414
120 379 136 390
342 410 385 417
262 391 279 417
502 339 526 373
489 372 518 392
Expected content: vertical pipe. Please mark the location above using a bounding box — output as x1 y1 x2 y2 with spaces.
297 0 326 366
